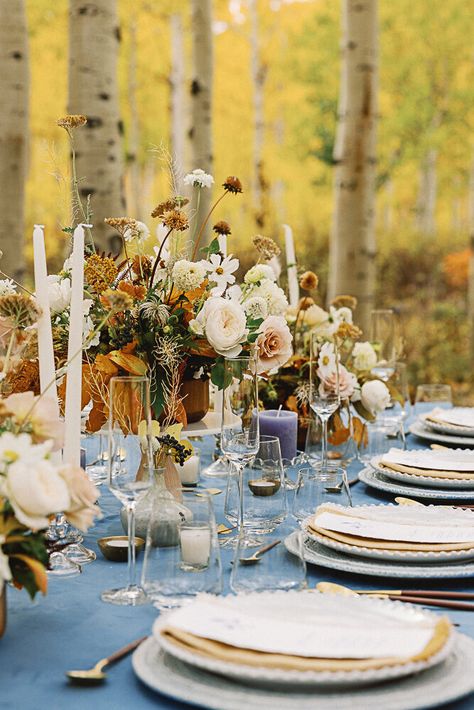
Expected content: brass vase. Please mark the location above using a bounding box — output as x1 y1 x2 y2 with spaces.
180 377 210 423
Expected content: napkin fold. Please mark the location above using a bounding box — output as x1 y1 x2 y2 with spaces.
425 407 474 430
156 593 451 672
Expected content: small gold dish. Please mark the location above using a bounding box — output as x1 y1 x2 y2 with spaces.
248 478 281 497
98 536 145 562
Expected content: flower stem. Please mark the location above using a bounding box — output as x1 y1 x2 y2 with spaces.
149 229 173 287
69 129 95 252
191 191 228 261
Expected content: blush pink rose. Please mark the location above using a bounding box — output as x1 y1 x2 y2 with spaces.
318 364 357 400
3 392 65 451
59 464 101 532
255 315 293 374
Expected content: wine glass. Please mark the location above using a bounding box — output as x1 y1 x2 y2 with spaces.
220 354 260 546
309 336 340 474
292 464 352 522
224 435 287 542
370 309 396 381
414 384 452 417
101 376 153 606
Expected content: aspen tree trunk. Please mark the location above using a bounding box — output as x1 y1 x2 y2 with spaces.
189 0 213 244
170 13 186 191
249 0 268 228
68 0 124 254
467 153 474 363
328 0 378 334
126 19 141 220
415 149 438 235
0 0 29 282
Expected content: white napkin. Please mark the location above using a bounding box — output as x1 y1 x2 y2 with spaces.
155 592 436 660
427 407 474 428
314 503 474 544
380 447 474 472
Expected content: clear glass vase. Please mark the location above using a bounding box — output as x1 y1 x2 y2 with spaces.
305 399 358 467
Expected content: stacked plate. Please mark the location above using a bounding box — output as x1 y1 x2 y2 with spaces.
293 502 474 579
360 447 474 501
409 407 474 447
132 591 474 709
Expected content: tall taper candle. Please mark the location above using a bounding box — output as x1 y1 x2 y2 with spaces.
283 224 299 308
63 224 86 467
33 225 59 416
218 234 227 257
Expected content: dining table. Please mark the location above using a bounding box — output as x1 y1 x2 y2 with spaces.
2 426 474 710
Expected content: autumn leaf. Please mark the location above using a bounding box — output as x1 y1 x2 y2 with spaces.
10 554 48 595
108 350 148 375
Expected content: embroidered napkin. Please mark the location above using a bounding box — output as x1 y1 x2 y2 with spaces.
308 502 474 552
425 407 474 430
155 592 451 671
378 448 474 480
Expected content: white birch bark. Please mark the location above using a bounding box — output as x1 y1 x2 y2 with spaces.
328 0 378 334
0 0 29 281
68 0 124 254
170 13 186 191
249 0 267 226
415 148 438 235
189 0 213 244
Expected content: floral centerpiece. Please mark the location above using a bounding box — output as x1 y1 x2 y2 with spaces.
259 275 393 454
43 119 293 431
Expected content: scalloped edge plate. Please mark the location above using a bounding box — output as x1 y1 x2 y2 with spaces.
359 466 474 501
409 420 474 446
370 454 474 490
421 411 474 437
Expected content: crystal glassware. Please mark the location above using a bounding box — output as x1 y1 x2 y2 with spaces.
230 527 306 593
389 361 411 422
101 376 153 606
292 464 352 522
414 384 453 417
309 336 340 474
358 415 405 465
224 435 287 540
370 309 396 381
220 354 260 546
141 490 222 609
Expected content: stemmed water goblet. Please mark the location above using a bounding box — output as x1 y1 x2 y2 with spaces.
101 375 153 606
220 354 260 547
370 309 396 381
309 336 340 474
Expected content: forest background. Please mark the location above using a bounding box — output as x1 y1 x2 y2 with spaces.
6 0 474 398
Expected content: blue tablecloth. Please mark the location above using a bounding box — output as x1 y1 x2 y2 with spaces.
1 431 474 710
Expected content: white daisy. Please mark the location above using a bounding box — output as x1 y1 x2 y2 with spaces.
317 342 338 377
205 254 239 295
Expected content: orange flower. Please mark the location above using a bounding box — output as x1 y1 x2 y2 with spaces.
117 280 146 301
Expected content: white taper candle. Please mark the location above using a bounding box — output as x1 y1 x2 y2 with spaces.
283 223 299 308
32 225 60 416
63 224 87 467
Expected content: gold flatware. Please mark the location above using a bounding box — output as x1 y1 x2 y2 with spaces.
317 582 474 611
238 539 281 566
395 496 424 506
217 524 235 535
66 636 147 684
430 444 450 450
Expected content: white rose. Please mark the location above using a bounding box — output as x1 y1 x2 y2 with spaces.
47 275 71 314
4 459 71 531
0 536 11 584
193 297 248 357
360 380 391 415
305 304 329 328
352 341 377 371
244 264 276 284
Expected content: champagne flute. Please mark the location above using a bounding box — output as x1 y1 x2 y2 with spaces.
309 336 340 474
370 309 396 381
101 376 153 606
220 354 260 546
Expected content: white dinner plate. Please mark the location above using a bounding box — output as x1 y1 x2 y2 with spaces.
133 634 474 710
304 526 474 563
286 531 474 578
409 420 474 446
153 592 452 689
358 466 474 501
370 454 474 490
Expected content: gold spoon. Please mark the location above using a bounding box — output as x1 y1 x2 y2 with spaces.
316 581 358 596
238 539 281 566
66 636 147 684
394 496 424 506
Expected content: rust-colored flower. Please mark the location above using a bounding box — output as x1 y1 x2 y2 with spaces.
331 294 358 310
298 296 315 311
99 288 133 313
57 115 87 129
335 321 362 341
213 220 231 236
151 199 177 218
84 253 118 294
6 359 40 395
223 176 243 194
132 255 152 279
299 271 319 291
117 280 146 301
253 235 281 260
162 209 189 232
